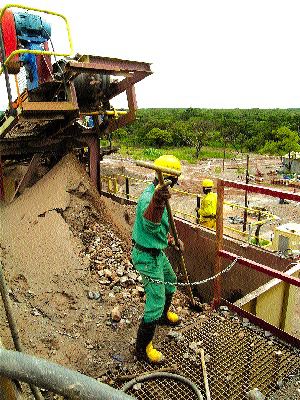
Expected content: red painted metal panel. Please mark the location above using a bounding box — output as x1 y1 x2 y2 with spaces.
1 10 18 60
220 249 300 287
220 179 300 202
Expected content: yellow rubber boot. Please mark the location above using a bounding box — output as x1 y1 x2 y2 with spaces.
146 341 164 363
167 310 180 324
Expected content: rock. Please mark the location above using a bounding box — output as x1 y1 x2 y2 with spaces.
127 271 138 280
204 354 211 363
136 286 144 295
276 379 283 388
111 306 122 322
220 306 229 311
116 267 125 276
133 383 142 391
120 276 129 286
103 269 112 278
246 388 265 399
87 291 102 300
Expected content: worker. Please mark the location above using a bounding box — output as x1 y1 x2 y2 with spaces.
198 179 217 229
132 154 183 364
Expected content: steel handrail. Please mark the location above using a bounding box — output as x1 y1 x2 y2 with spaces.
0 3 73 75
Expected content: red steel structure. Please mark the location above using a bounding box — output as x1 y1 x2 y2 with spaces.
214 179 300 306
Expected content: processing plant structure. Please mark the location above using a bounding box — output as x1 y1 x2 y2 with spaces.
0 4 299 400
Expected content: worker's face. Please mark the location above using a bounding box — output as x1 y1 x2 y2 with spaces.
203 187 211 194
165 175 179 187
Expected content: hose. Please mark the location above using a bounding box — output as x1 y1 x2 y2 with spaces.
122 372 204 400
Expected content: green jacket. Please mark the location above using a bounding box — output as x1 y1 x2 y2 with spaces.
132 183 169 249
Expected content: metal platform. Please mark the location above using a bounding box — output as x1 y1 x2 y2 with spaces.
106 309 300 400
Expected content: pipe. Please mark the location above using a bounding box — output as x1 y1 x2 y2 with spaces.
0 349 133 400
0 262 43 400
122 372 203 400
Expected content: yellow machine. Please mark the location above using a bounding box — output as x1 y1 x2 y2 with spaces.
271 222 300 256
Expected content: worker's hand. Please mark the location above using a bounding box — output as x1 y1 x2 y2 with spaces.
168 234 184 252
174 239 184 252
154 184 171 204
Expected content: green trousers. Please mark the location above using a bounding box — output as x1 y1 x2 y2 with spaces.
132 247 177 323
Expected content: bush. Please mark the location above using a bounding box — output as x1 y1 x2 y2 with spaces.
143 148 162 160
145 128 173 147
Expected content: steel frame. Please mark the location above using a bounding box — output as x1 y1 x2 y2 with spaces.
214 179 300 306
0 55 152 197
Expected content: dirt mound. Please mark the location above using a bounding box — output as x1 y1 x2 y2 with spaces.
0 153 149 382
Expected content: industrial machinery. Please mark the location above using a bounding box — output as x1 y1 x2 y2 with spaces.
271 222 300 257
0 4 152 198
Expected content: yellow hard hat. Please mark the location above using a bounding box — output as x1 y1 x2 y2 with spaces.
202 178 214 188
154 155 181 174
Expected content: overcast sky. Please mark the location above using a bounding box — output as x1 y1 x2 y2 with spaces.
1 0 300 109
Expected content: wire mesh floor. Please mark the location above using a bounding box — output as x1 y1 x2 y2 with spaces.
107 309 300 400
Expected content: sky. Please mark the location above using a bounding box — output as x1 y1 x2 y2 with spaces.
1 0 300 110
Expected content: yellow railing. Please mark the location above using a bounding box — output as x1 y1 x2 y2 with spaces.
0 3 73 75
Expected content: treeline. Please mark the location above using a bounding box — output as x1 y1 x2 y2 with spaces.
114 108 300 157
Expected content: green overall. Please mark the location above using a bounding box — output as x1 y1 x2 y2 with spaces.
132 183 177 323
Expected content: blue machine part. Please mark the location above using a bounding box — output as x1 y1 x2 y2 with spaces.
14 12 51 90
14 12 51 43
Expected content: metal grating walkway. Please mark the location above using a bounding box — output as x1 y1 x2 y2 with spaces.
107 310 300 400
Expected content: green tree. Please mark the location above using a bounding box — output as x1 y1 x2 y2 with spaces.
186 119 215 158
260 126 300 171
145 128 173 148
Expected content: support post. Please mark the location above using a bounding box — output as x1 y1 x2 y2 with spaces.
125 177 129 199
126 83 137 119
0 159 4 201
87 135 100 193
214 179 224 307
196 195 201 224
243 155 249 232
12 154 42 201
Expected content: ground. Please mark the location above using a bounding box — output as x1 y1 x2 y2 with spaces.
0 152 299 399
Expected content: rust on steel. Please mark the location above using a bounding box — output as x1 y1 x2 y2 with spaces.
67 56 152 73
86 135 100 192
220 249 300 287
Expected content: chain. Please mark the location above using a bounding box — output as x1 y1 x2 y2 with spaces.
141 257 240 287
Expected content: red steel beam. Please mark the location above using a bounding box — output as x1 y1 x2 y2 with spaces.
80 55 152 73
220 179 300 202
108 71 151 99
220 249 300 287
66 60 152 75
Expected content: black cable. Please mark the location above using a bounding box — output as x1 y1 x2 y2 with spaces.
122 372 203 400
